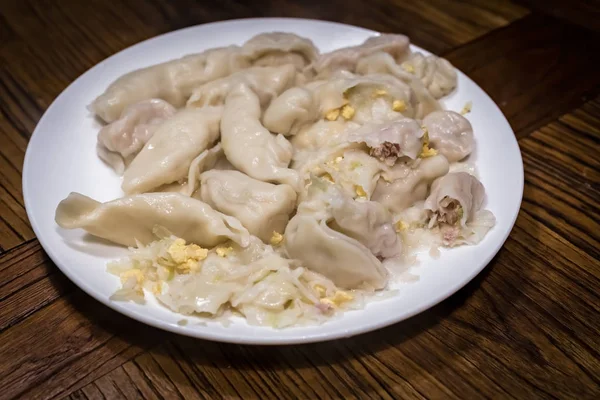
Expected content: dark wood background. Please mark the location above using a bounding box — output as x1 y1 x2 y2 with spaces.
1 0 599 398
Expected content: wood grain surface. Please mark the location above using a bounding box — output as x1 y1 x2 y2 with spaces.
1 0 599 399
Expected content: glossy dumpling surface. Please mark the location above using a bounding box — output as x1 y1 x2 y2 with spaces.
122 107 222 194
284 215 388 289
221 83 300 189
55 192 250 248
199 170 297 242
96 99 177 174
90 46 248 122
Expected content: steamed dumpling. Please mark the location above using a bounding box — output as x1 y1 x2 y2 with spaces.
55 192 250 247
96 99 177 174
356 52 441 117
122 107 222 194
183 144 224 196
401 52 457 99
90 46 248 122
199 170 297 242
348 118 425 164
187 65 297 108
424 172 485 226
422 111 474 162
329 197 401 258
306 34 410 79
221 83 300 189
424 172 495 246
263 72 416 136
373 154 450 213
241 32 319 70
262 87 314 135
284 215 388 289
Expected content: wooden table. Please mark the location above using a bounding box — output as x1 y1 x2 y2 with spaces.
1 0 599 398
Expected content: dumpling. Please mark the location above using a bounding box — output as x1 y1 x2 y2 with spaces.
424 172 495 246
262 87 315 135
55 192 250 247
284 214 388 289
263 72 416 136
309 150 385 200
221 83 300 189
424 172 485 226
90 46 248 122
182 144 224 196
348 118 425 164
422 111 474 162
198 170 297 242
372 154 450 213
306 34 410 79
96 99 177 174
355 52 440 118
329 196 401 258
401 52 457 99
122 107 222 194
241 32 319 70
186 65 297 108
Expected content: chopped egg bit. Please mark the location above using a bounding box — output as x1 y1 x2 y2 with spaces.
402 63 415 74
395 220 409 232
419 127 438 158
314 284 354 311
120 269 145 295
168 238 208 273
354 185 367 199
325 104 355 121
392 99 406 112
319 290 354 309
460 101 472 115
216 246 234 257
270 231 284 246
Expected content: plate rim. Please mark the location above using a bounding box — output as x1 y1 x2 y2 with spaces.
22 17 524 345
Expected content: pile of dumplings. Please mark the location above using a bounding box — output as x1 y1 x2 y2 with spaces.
54 32 496 327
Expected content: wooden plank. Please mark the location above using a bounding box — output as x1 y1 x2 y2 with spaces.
0 287 164 399
516 0 600 32
0 240 72 331
445 13 600 138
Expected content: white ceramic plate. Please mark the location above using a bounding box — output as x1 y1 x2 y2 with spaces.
23 18 523 345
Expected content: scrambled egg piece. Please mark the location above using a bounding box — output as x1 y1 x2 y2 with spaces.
372 88 388 97
167 238 208 274
216 246 234 257
320 290 354 308
325 156 343 171
354 185 368 198
419 130 438 158
340 104 355 120
152 281 164 296
326 104 355 121
270 232 284 246
395 220 409 232
321 172 335 183
120 269 145 294
325 108 340 121
402 63 415 74
314 284 327 297
460 101 472 115
392 99 406 112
